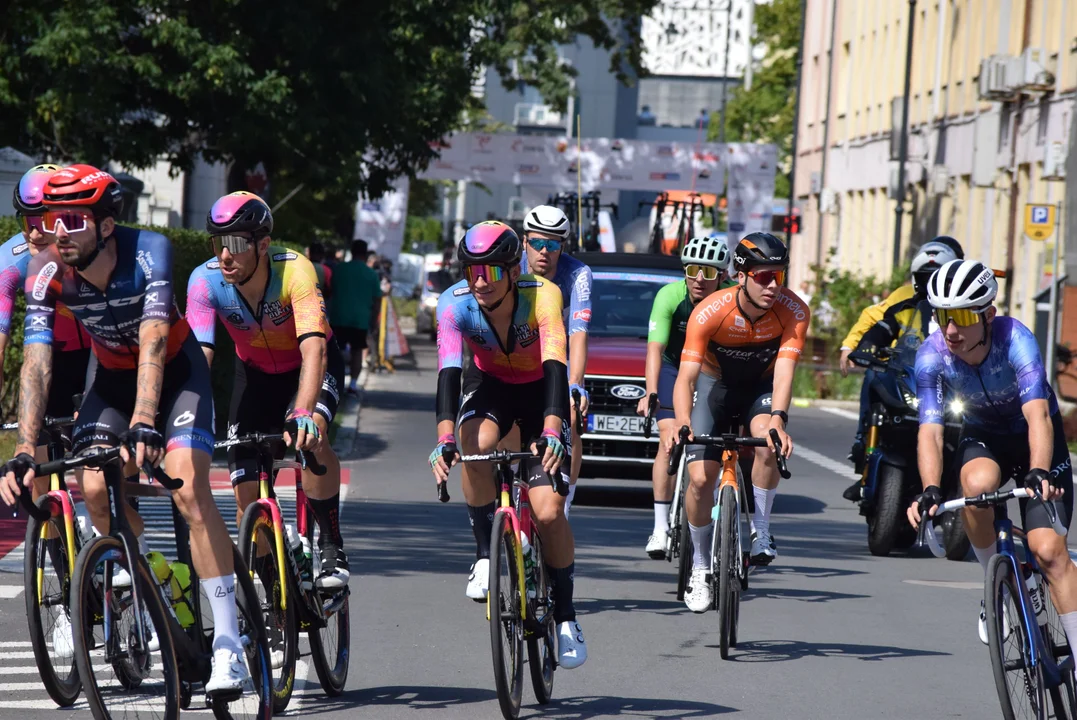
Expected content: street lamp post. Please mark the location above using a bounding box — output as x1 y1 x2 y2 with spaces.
892 0 917 268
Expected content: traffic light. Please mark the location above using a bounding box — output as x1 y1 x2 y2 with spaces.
770 212 801 235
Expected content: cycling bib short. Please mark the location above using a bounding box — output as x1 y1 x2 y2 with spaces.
685 371 773 464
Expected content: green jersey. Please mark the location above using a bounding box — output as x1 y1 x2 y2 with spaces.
648 281 696 366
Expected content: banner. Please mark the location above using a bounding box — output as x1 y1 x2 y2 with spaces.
379 297 411 365
725 144 777 244
354 176 409 262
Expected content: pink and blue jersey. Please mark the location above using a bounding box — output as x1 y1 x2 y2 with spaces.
915 315 1058 434
520 252 592 335
436 275 567 383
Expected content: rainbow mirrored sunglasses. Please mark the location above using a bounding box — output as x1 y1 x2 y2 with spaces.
464 264 505 284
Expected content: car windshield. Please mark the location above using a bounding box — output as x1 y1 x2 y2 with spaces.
426 270 455 293
588 268 681 338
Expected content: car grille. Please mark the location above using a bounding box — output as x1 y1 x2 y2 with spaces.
584 375 645 414
583 437 655 461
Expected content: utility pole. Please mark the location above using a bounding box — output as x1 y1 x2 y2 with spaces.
786 0 807 253
892 0 917 269
719 0 734 142
814 0 838 263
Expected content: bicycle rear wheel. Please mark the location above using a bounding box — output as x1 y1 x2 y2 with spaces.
667 454 687 562
716 484 738 660
986 554 1046 720
238 503 298 712
23 494 82 707
489 511 524 720
526 532 555 705
307 521 351 696
72 535 180 720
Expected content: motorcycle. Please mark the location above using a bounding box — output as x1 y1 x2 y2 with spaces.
848 346 968 559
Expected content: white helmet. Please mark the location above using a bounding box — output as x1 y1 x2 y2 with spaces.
926 259 998 309
910 241 958 292
523 205 570 239
681 235 730 270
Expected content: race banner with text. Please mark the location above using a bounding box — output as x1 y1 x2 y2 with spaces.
354 175 410 262
725 144 778 244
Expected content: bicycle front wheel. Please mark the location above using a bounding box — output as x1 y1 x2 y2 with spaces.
716 484 738 660
238 503 298 712
675 460 693 601
307 521 351 696
23 494 82 707
986 554 1046 720
489 511 524 720
72 535 180 720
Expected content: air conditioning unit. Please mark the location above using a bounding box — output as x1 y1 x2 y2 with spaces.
513 103 564 128
1043 139 1067 181
1015 48 1055 92
819 188 837 214
977 55 1018 101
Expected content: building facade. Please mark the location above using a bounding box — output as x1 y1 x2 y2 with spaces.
794 0 1076 334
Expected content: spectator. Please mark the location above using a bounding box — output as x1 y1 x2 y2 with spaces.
366 250 379 269
329 239 383 393
695 108 710 129
638 104 656 126
308 242 333 301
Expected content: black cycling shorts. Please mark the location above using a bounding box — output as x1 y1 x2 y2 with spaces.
954 414 1073 534
333 326 368 353
227 337 345 485
656 362 678 422
72 335 216 456
685 373 773 464
459 361 571 454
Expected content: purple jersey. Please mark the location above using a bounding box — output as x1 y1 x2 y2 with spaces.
915 315 1058 434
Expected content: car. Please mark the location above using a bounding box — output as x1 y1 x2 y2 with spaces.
577 252 682 475
417 255 457 341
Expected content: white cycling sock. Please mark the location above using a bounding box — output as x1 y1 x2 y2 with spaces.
202 575 242 654
753 485 774 537
564 483 576 518
653 502 671 535
689 522 712 570
1059 612 1077 657
972 543 995 574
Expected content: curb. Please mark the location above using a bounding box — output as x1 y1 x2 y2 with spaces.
792 397 859 410
331 371 370 461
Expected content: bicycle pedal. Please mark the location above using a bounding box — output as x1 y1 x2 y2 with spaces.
205 689 243 705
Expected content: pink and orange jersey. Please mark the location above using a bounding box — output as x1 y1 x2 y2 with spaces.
436 274 566 383
186 247 331 373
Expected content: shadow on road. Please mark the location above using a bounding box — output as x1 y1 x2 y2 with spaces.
741 586 870 603
521 694 736 718
350 684 496 710
720 638 950 663
362 389 431 413
354 432 389 461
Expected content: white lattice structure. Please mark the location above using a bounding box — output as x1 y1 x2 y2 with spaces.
641 0 756 78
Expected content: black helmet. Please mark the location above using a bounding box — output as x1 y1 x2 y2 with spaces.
930 235 964 259
457 221 522 266
731 232 789 273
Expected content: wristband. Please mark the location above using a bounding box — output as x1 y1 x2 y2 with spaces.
771 410 789 424
286 408 313 419
437 432 456 445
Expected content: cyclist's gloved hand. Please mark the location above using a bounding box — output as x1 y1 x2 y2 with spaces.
0 452 36 506
1023 468 1062 502
430 434 458 483
122 422 164 468
912 485 943 526
570 384 589 416
535 429 566 475
284 408 320 450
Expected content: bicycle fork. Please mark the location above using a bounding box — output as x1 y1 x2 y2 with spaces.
487 478 528 624
36 479 77 603
253 470 290 611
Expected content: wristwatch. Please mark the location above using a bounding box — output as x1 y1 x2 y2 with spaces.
771 409 789 425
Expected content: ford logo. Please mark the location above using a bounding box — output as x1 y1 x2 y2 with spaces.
610 384 646 400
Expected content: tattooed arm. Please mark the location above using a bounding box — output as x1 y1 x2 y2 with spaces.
14 343 52 457
128 319 169 466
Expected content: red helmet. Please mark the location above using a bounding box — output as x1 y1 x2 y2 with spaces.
43 164 124 218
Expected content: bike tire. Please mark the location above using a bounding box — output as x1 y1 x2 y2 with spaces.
717 484 737 660
986 554 1047 720
676 484 693 602
72 535 180 720
526 532 555 705
866 462 906 557
23 494 83 707
667 453 686 563
489 511 524 719
306 524 351 697
237 503 298 713
213 544 274 720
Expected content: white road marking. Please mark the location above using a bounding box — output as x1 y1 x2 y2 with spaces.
903 580 982 590
0 641 32 648
0 586 23 599
820 406 862 422
795 445 859 479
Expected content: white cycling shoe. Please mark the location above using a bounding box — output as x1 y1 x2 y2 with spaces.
750 530 777 566
979 599 1013 646
52 611 75 659
206 646 250 697
557 621 587 669
684 568 712 613
466 559 489 602
645 531 668 559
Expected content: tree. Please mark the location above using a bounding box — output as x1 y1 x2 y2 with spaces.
0 0 657 217
710 0 800 198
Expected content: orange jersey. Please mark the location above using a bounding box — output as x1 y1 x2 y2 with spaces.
681 286 810 382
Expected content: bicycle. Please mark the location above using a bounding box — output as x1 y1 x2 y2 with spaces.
10 414 81 707
218 432 350 712
453 440 568 720
668 426 790 659
921 487 1076 719
638 393 689 569
17 445 273 720
639 193 670 255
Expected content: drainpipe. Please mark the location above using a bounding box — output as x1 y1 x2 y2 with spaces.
1002 0 1034 313
814 0 838 264
892 0 917 269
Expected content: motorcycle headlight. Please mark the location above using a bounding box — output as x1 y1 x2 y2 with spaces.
900 388 919 409
949 399 965 416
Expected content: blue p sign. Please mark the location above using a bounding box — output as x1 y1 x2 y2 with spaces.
1032 206 1049 224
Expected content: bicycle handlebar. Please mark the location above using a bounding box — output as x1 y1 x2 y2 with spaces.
0 415 77 432
460 438 569 496
919 487 1067 557
214 432 327 476
643 393 659 439
848 349 890 372
571 389 585 437
667 426 791 479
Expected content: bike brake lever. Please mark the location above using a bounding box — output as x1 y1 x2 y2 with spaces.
768 429 792 479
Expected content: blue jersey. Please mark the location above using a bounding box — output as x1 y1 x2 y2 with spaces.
0 233 90 351
915 316 1058 434
520 252 592 336
24 226 189 370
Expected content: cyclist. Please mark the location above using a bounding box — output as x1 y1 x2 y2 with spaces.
637 235 729 558
908 259 1077 649
840 240 958 501
429 221 586 669
670 232 808 613
840 236 965 469
518 205 592 514
0 165 249 695
186 192 349 590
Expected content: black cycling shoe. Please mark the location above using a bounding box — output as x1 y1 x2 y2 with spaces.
843 481 864 502
848 439 866 472
316 544 351 589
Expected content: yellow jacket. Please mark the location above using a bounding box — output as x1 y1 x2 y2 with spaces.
840 283 917 350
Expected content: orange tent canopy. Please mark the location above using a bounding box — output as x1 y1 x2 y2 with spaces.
662 190 718 207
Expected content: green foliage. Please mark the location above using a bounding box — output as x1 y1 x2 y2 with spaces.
405 216 445 254
807 248 909 346
792 365 863 401
712 0 801 197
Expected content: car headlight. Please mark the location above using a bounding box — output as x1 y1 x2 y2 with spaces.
422 295 439 309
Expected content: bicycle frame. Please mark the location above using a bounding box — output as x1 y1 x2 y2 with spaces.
491 459 530 624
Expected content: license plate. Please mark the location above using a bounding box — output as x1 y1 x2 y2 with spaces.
588 414 645 435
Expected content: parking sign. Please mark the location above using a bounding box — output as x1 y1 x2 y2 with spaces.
1024 204 1056 241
